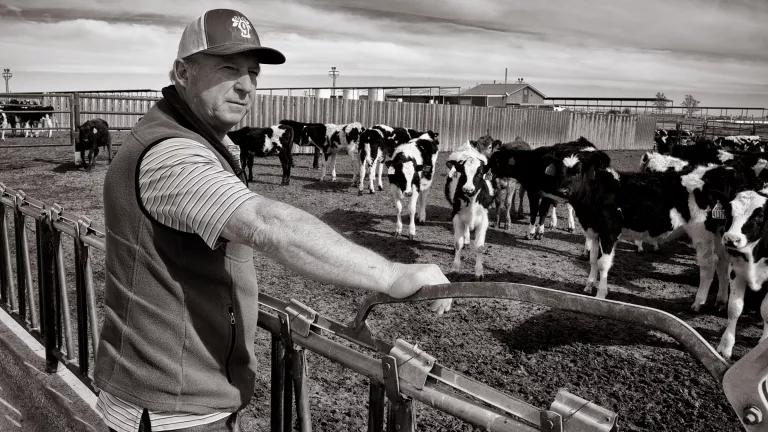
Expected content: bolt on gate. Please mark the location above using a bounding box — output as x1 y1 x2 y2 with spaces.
1 185 768 431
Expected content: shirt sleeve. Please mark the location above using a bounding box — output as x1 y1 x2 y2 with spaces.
138 137 256 249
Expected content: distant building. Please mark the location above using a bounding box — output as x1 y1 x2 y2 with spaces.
457 81 547 107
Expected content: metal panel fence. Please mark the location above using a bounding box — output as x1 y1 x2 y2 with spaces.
3 92 662 152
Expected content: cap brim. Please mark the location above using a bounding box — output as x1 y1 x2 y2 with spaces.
201 44 286 64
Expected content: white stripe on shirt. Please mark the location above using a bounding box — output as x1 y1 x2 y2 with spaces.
97 390 231 432
138 136 256 249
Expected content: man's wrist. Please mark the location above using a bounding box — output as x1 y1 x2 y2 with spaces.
384 262 407 297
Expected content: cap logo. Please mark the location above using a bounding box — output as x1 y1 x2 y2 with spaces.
232 16 252 38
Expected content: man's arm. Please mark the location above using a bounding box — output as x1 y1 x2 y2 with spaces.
220 195 452 310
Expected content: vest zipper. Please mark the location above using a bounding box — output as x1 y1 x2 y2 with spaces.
226 306 236 383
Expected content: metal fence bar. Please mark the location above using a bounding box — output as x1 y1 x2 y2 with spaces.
37 213 59 372
0 201 14 310
55 231 75 359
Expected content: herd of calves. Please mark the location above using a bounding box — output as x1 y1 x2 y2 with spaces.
231 120 768 360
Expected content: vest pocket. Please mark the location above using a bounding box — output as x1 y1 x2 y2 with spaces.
226 306 237 383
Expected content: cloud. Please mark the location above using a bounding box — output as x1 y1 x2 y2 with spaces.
0 0 765 106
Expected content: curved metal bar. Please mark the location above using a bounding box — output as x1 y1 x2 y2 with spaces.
351 282 730 381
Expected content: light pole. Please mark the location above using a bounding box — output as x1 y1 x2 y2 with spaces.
328 66 339 98
2 68 12 93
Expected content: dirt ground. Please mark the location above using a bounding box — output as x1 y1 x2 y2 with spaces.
0 135 756 431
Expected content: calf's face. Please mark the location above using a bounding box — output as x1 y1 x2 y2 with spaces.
78 124 98 146
387 153 420 197
447 157 486 196
723 190 768 252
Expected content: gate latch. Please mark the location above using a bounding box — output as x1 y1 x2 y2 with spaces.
285 299 318 338
388 339 435 390
549 389 618 432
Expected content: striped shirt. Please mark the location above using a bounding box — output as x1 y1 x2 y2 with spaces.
98 135 255 432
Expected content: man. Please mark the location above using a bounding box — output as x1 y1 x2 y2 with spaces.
95 9 451 432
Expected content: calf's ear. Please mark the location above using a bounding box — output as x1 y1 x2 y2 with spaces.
544 163 557 176
507 156 516 166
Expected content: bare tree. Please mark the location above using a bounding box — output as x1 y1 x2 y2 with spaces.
681 94 701 117
654 92 669 112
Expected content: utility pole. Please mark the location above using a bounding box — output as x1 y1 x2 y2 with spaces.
504 67 508 85
328 66 339 98
2 68 12 93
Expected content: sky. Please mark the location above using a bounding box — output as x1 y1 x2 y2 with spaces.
0 0 766 107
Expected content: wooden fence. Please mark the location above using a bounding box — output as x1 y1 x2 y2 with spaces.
0 92 659 151
239 95 657 151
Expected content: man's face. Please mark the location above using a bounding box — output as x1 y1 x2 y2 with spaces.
183 52 261 134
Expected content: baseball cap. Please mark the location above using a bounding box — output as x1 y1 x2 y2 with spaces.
177 9 286 64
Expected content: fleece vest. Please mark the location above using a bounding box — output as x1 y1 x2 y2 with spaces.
94 99 259 414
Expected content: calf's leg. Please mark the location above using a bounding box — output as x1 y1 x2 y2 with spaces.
717 274 745 359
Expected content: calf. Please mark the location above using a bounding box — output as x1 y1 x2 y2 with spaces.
655 128 694 154
719 189 768 359
77 118 111 169
445 147 494 281
17 104 54 138
386 136 440 239
557 150 763 308
0 110 7 140
491 137 530 227
325 122 365 183
488 137 594 239
358 124 394 194
716 135 764 153
227 125 294 185
278 119 324 169
639 152 690 173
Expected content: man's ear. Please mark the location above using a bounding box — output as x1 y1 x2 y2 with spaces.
173 58 194 87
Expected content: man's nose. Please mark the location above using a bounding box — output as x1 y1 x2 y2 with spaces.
234 73 255 93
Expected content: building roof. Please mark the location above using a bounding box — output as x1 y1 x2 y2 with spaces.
384 87 460 97
459 83 546 98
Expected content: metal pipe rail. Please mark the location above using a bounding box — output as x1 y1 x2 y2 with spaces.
351 282 729 381
0 183 103 390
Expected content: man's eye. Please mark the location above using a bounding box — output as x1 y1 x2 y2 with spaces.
248 70 260 77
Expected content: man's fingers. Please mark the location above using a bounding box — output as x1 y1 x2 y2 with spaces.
430 298 453 315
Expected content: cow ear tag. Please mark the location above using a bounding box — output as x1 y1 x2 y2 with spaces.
711 202 726 220
387 166 396 175
92 128 97 134
545 163 556 176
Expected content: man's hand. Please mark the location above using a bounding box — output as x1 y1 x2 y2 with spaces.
388 263 453 315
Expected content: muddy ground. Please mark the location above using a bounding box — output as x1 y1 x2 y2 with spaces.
0 136 757 431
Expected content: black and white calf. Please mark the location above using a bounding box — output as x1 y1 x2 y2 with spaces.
322 122 365 183
76 118 111 169
719 189 768 359
445 147 494 279
0 110 7 140
358 124 394 194
227 124 294 185
557 151 762 308
386 136 440 239
716 135 764 153
654 128 694 154
488 137 594 239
